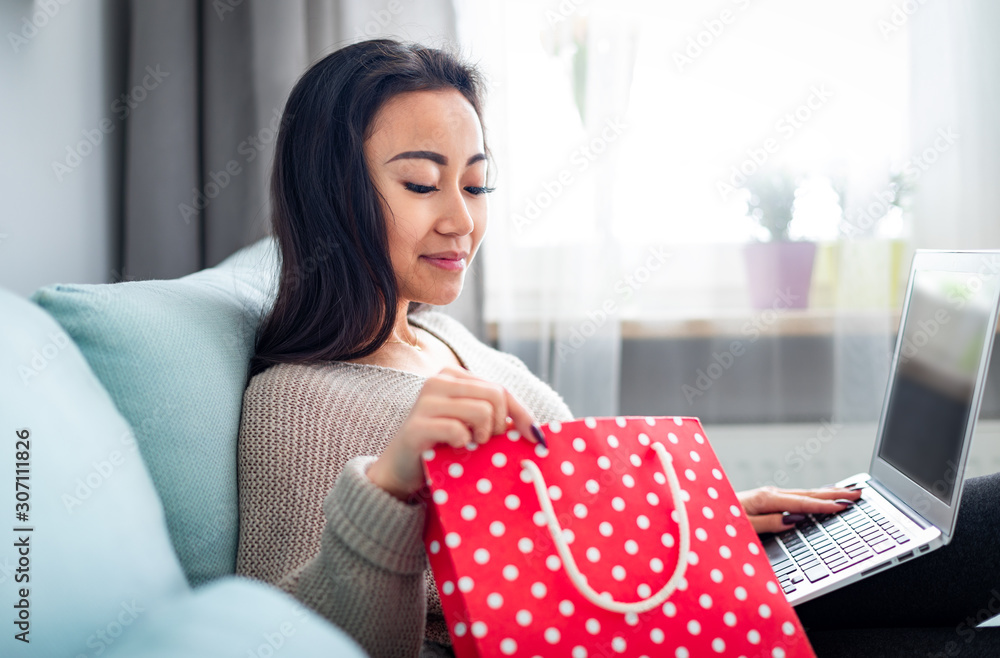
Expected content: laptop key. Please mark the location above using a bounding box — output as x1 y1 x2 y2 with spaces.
803 565 831 583
871 540 894 554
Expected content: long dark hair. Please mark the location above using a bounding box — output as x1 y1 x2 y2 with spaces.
249 39 489 379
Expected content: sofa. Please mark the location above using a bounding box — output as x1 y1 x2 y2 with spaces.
0 237 367 656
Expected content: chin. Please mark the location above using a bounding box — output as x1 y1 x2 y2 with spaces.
411 284 464 307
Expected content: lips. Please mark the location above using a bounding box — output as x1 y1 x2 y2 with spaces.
420 251 468 272
422 251 469 260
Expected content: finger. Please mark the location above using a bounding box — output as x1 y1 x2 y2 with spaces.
420 417 473 450
779 486 864 500
749 513 799 535
750 490 856 515
421 397 495 445
428 374 509 436
502 388 542 447
430 369 540 446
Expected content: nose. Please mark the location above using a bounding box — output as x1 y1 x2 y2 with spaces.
436 185 476 237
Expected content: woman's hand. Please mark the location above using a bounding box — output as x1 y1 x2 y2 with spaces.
737 485 863 534
367 366 543 501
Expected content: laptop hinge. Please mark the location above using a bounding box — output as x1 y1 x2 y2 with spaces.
867 479 932 530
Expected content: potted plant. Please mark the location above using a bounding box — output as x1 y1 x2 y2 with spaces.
742 168 817 310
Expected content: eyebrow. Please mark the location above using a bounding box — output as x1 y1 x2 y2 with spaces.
385 150 487 167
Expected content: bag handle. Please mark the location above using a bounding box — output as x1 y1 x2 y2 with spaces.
520 442 690 614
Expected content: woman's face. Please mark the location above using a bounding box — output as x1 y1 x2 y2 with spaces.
365 88 489 307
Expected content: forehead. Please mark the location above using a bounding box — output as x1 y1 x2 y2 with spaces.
367 89 484 159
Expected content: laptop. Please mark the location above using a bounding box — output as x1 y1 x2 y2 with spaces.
763 249 1000 605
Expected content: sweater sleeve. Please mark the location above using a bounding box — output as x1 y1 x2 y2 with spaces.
286 456 431 658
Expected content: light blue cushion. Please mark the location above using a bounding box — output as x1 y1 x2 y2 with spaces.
105 578 366 658
30 237 279 585
0 287 189 656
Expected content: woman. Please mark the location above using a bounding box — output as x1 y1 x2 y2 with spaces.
236 39 1000 657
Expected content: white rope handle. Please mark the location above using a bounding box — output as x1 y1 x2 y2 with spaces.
520 442 690 614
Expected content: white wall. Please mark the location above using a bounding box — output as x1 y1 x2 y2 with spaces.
0 0 120 297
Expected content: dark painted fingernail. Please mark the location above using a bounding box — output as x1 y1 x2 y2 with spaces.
782 513 807 525
833 499 855 506
531 423 547 449
848 485 866 492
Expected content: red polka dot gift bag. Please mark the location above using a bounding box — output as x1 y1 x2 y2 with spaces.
422 416 815 658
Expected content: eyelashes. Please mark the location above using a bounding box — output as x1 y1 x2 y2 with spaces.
404 182 496 196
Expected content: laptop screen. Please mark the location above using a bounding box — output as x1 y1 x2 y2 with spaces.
877 269 1000 504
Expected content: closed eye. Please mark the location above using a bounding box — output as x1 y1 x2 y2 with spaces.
465 186 496 196
405 182 438 194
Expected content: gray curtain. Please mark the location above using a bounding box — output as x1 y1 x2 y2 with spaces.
119 0 480 340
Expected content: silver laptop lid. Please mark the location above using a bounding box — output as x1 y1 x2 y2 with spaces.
869 250 1000 543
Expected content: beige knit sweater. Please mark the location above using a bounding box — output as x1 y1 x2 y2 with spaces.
236 309 574 658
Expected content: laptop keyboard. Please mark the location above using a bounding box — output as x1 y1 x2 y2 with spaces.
769 498 912 595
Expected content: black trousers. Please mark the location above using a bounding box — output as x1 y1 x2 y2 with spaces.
796 472 1000 657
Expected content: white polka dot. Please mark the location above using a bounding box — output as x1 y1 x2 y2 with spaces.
689 450 701 462
458 576 474 592
535 444 549 458
694 527 708 541
507 429 521 441
585 417 597 428
503 565 519 581
673 417 683 426
612 497 626 511
654 472 666 485
744 628 761 645
650 557 664 573
490 521 505 537
735 586 748 601
476 478 492 494
713 468 723 480
546 555 561 571
607 434 619 448
767 580 779 594
516 609 532 626
545 627 560 644
681 490 691 502
429 540 441 554
645 417 657 426
712 637 725 653
586 618 600 634
586 547 600 562
574 503 588 519
723 611 737 626
625 539 639 554
687 551 699 565
533 511 546 527
637 583 652 598
699 593 712 609
759 603 772 618
442 580 454 595
505 495 520 510
559 599 574 616
678 577 688 591
702 506 714 520
548 485 562 500
636 515 650 530
597 456 611 470
561 461 575 476
487 592 503 609
622 474 635 488
572 647 587 658
687 619 701 635
448 463 463 478
719 545 732 559
743 563 755 577
749 542 760 555
445 533 461 548
711 568 723 583
433 490 448 504
694 432 705 444
585 479 599 494
500 638 517 655
474 548 490 564
465 442 478 451
668 432 679 444
630 454 642 467
661 532 675 548
662 602 676 617
471 621 487 638
782 621 795 635
773 648 786 658
685 469 696 481
650 628 665 644
638 432 650 446
461 505 477 521
454 622 467 637
647 492 660 506
572 438 586 452
518 537 533 553
708 487 719 499
422 449 436 461
725 524 737 537
730 504 741 517
612 637 626 652
599 522 613 537
549 421 562 433
615 416 628 428
671 510 680 522
676 648 689 658
612 565 627 581
562 528 575 544
531 582 547 598
492 453 507 468
519 468 532 484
